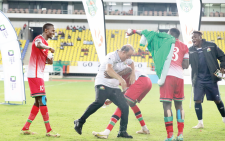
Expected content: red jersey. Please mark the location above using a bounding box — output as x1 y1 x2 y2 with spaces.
167 39 189 79
27 35 49 78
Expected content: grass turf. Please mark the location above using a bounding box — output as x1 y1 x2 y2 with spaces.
0 81 225 141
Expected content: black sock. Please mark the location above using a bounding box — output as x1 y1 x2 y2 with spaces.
216 101 225 117
195 103 202 120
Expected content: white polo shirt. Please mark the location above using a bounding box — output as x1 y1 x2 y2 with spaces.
95 51 133 89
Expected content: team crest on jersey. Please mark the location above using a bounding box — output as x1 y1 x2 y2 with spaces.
207 47 211 52
100 86 105 90
86 0 98 16
180 0 193 13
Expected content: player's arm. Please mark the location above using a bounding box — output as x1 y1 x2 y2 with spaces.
129 62 136 84
46 58 53 64
215 45 225 74
104 67 132 79
106 64 127 91
182 59 189 69
35 39 55 53
126 29 142 36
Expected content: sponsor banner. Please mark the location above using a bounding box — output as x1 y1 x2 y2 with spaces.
176 0 202 47
82 0 106 63
0 11 25 102
76 61 147 73
78 61 100 73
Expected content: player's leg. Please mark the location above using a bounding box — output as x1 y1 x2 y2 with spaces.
174 101 184 141
126 76 152 134
193 81 204 129
36 96 60 137
75 85 109 135
21 98 39 135
173 77 184 141
160 76 175 141
206 82 225 123
93 107 122 139
109 89 132 138
163 102 174 141
21 78 42 135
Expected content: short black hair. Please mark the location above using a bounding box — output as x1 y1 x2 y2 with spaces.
192 31 203 36
169 28 180 38
43 23 54 32
120 44 134 53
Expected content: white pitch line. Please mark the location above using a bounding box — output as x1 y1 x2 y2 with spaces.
0 82 74 95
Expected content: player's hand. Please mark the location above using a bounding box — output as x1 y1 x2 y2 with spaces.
46 58 53 64
220 68 225 76
129 72 135 85
119 78 127 92
105 99 112 105
104 71 113 79
49 47 55 53
126 28 135 36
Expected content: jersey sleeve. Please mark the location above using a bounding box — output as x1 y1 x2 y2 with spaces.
126 59 133 65
183 45 189 59
107 54 116 66
34 38 44 47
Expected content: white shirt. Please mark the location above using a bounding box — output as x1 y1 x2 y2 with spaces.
95 51 133 89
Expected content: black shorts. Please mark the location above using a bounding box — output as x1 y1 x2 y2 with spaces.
194 81 221 102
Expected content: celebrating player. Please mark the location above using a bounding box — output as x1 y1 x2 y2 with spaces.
74 45 136 138
21 23 60 137
92 69 152 139
126 28 189 141
190 31 225 129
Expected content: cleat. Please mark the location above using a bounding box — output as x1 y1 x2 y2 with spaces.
117 131 133 138
20 130 37 135
222 117 225 123
176 134 183 141
74 120 83 135
92 131 108 139
136 129 150 134
46 130 60 137
164 135 176 141
192 123 204 129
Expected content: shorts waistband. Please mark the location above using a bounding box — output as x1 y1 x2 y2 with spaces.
139 75 146 77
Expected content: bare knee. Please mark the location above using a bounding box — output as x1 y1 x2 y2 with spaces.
174 101 183 110
127 100 136 107
36 96 47 106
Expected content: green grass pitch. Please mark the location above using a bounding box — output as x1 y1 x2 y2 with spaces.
0 81 225 141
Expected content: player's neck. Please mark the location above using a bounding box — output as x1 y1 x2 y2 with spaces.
42 33 48 41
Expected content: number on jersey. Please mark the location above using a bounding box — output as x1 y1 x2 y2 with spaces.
172 47 179 61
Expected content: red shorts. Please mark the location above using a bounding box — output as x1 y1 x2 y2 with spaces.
28 78 46 98
124 76 152 103
160 76 184 102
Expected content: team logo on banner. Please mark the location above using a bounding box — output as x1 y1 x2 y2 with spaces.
0 24 9 38
180 0 193 12
86 0 98 16
94 29 103 47
8 50 15 64
10 76 16 90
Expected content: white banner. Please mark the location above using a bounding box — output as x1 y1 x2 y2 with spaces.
176 0 202 47
77 61 100 73
0 11 25 102
82 0 106 63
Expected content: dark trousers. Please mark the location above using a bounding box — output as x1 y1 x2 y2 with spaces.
78 85 129 131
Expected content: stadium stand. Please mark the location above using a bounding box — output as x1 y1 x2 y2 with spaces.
48 28 225 69
14 27 21 37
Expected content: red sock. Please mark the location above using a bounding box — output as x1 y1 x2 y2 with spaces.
164 116 173 138
177 122 184 136
106 108 121 131
131 105 146 126
40 106 52 133
22 105 39 130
